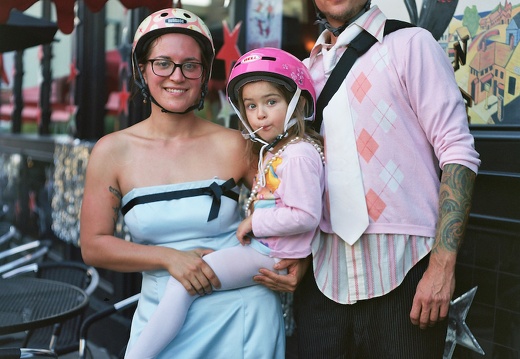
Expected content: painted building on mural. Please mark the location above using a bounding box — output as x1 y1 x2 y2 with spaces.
504 14 520 104
436 0 520 124
479 0 512 29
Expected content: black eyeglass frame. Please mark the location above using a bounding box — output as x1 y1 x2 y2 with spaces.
147 59 204 79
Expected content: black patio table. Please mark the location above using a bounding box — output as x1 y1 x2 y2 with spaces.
0 276 89 335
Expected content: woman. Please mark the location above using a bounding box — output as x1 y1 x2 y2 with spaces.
125 48 324 359
80 8 285 358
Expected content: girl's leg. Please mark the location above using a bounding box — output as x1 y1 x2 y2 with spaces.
203 242 279 290
125 277 198 359
126 244 278 359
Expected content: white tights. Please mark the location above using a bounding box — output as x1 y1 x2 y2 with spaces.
125 243 280 359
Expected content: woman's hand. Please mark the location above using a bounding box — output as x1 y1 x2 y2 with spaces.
166 248 221 296
253 256 311 292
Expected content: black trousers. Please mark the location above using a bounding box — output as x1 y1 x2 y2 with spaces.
294 255 447 359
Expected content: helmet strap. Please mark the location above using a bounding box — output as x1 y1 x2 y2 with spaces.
229 100 269 144
254 90 300 185
132 52 206 116
283 88 301 133
230 88 300 150
230 89 300 188
133 55 151 103
257 131 287 187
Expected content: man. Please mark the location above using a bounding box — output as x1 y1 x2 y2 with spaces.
258 1 480 358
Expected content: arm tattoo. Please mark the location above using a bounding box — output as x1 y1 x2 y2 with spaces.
433 164 476 254
109 186 122 226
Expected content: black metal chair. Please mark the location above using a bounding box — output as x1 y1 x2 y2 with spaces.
0 222 19 251
79 293 140 359
0 240 52 275
0 347 58 358
0 348 58 359
2 261 99 356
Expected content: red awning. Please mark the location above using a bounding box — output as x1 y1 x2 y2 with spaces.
0 0 172 34
480 72 493 84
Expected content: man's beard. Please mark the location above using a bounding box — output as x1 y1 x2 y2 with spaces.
323 4 365 26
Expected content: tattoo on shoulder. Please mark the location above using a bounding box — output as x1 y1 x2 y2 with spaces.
109 186 122 200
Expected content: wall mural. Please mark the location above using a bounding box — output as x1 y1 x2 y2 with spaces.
408 0 520 125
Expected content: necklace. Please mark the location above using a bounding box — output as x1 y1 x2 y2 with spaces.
244 136 325 215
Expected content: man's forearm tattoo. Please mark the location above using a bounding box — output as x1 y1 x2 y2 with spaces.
434 164 476 253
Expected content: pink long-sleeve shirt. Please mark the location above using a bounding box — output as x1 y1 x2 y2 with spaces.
251 140 325 259
306 6 481 304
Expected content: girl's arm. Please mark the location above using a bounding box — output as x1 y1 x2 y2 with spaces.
236 216 253 245
252 150 324 237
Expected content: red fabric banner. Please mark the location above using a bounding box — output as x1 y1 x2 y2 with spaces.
0 0 172 34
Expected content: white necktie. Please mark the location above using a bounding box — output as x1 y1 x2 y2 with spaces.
322 86 369 245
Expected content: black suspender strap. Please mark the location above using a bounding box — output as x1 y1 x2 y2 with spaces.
313 20 415 132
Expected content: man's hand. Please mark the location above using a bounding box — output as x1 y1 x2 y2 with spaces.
410 259 455 329
410 164 475 329
254 256 311 292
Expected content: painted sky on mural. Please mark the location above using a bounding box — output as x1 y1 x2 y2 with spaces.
375 1 515 20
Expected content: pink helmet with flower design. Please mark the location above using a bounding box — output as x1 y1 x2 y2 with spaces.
227 48 317 191
227 47 316 122
132 8 215 113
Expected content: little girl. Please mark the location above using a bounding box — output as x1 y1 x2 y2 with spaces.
125 48 324 359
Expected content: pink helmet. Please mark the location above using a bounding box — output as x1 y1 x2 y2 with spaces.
227 47 316 121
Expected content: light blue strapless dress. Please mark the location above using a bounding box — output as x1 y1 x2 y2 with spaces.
121 178 285 359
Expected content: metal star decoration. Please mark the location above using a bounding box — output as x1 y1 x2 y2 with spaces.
216 89 234 128
443 286 485 359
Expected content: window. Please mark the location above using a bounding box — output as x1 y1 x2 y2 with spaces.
508 76 516 96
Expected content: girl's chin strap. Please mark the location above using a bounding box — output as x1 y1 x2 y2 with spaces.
229 87 302 187
231 87 301 145
256 132 284 187
229 100 269 145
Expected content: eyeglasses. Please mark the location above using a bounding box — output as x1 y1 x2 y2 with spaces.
147 59 204 79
